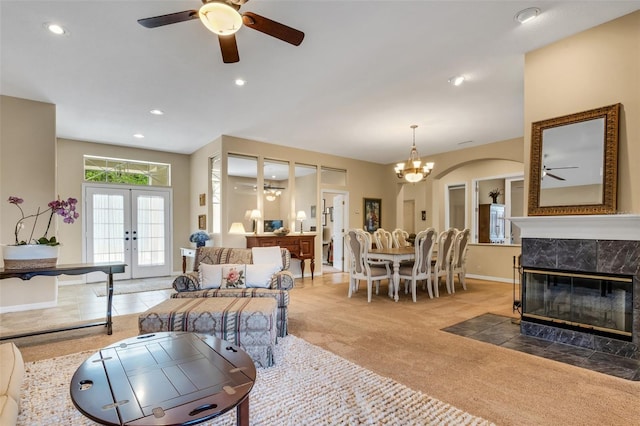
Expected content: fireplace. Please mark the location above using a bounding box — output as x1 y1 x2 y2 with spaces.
510 215 640 360
522 269 633 340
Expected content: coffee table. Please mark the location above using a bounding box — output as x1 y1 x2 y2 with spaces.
70 332 256 426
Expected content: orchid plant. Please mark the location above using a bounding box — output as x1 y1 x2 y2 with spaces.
7 196 79 246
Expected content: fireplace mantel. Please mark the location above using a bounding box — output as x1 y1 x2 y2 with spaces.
510 215 640 241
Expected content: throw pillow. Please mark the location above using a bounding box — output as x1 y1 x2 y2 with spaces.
251 246 283 269
246 263 281 288
198 263 224 289
221 264 247 289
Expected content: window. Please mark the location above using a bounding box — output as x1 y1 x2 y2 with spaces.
474 175 524 244
447 184 466 230
84 156 170 186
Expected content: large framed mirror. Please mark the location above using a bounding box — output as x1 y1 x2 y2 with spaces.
528 103 620 216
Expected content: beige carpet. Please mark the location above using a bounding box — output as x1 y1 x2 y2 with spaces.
19 335 492 425
14 274 640 425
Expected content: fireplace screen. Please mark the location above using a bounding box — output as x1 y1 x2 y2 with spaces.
523 269 633 338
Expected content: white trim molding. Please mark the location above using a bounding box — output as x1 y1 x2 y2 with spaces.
509 215 640 241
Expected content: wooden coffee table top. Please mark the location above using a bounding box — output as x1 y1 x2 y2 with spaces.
70 332 256 426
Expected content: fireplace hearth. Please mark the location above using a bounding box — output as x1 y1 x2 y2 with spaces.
511 215 640 360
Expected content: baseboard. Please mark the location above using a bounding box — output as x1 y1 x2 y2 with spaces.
466 273 519 284
0 300 57 314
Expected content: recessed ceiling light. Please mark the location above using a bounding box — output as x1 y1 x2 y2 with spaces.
133 133 145 139
149 109 164 115
44 23 67 35
515 7 540 24
448 75 465 86
235 79 246 86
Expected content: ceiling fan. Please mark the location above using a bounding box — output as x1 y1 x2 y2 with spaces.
137 0 305 63
542 165 578 181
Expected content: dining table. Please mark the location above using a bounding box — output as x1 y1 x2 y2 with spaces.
367 246 415 302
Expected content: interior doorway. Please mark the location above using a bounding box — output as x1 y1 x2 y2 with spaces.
320 190 349 274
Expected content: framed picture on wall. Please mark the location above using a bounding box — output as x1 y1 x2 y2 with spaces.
198 214 206 230
363 198 381 232
310 205 316 218
199 193 206 206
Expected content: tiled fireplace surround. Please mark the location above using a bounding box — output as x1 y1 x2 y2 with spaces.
511 215 640 360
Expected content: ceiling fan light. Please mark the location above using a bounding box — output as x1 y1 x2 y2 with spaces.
199 2 242 36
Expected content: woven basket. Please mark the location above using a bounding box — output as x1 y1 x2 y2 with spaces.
2 245 59 270
3 257 57 270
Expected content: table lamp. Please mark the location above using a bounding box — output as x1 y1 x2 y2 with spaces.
228 222 246 234
250 209 261 234
296 210 306 234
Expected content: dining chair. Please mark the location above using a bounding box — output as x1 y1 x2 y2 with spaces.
398 228 437 301
345 229 390 302
431 228 456 297
449 228 471 293
360 230 391 295
373 228 393 250
392 228 411 248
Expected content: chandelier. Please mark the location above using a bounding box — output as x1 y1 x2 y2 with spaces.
264 186 282 202
394 125 434 183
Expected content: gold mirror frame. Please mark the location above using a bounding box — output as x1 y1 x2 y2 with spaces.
528 103 620 216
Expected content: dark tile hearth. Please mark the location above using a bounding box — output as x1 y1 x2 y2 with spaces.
443 313 640 381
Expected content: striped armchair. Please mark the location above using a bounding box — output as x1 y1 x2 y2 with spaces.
171 247 294 337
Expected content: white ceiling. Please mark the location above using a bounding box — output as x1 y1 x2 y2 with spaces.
2 1 638 165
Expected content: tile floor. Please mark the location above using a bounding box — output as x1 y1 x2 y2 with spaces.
443 313 640 381
0 277 176 336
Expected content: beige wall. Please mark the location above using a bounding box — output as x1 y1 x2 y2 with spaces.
56 138 191 272
389 137 525 282
0 95 58 311
525 10 640 214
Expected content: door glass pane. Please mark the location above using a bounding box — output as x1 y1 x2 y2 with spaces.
211 155 221 233
92 193 125 263
295 164 317 233
263 159 289 231
227 154 258 232
137 195 165 266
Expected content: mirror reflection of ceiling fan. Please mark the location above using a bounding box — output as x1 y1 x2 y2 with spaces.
542 165 578 181
137 0 305 63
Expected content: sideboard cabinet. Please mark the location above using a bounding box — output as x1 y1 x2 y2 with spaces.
246 234 316 279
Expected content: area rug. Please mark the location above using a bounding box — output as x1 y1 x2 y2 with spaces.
93 278 174 297
18 335 493 425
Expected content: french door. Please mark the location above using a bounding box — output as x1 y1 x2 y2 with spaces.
84 185 172 281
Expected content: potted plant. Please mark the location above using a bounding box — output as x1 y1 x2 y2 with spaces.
189 231 210 248
4 195 79 269
488 188 502 204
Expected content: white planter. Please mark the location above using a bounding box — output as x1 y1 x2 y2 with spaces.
2 245 59 269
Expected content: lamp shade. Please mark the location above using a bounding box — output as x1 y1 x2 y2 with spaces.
228 222 246 234
296 210 307 221
250 209 262 220
199 2 242 35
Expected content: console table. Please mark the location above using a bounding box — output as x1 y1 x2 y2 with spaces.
246 234 316 279
0 262 126 341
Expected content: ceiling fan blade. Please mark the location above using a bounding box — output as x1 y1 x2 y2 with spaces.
546 172 566 181
218 34 240 63
138 10 199 28
242 12 304 46
546 166 578 170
